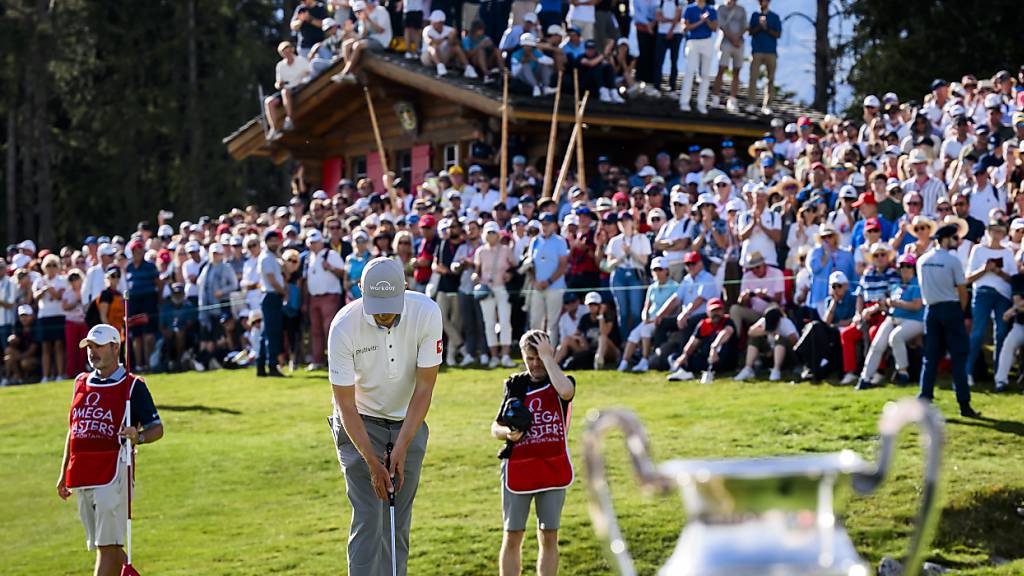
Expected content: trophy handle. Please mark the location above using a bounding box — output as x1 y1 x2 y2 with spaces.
582 408 673 576
852 398 945 576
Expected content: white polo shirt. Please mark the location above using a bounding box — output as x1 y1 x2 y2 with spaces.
305 248 344 296
328 291 443 420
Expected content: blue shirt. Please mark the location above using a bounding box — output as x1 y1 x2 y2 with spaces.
529 233 570 289
683 4 717 40
631 0 657 26
749 10 781 54
538 0 561 12
560 39 585 60
644 279 680 321
675 269 720 316
797 186 834 211
890 279 924 321
346 251 372 298
808 246 857 307
857 266 899 303
159 300 197 330
850 216 894 250
825 291 856 323
126 260 159 298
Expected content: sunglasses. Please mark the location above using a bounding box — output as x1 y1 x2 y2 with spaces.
937 206 951 212
398 240 412 245
866 228 880 234
906 201 922 207
914 225 931 232
831 283 845 288
899 264 915 269
684 261 699 267
327 225 341 230
715 182 729 187
651 216 663 221
286 259 299 264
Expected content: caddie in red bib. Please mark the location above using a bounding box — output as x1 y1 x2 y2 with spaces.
56 324 164 576
491 330 575 576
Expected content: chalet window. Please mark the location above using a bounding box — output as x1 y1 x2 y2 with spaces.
396 149 413 186
442 143 459 169
353 155 367 181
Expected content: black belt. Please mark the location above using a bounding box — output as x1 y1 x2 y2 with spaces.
361 414 404 429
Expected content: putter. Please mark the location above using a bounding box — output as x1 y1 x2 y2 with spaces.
385 442 397 576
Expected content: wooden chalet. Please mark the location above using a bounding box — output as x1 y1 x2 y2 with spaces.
224 51 822 193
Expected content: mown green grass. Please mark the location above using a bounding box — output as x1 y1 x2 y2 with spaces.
2 368 1023 575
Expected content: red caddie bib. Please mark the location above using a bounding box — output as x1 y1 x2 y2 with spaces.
65 372 135 489
504 383 574 494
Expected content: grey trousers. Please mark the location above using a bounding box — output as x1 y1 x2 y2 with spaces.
330 414 429 576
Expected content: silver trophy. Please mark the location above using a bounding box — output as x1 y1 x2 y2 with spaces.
582 398 944 576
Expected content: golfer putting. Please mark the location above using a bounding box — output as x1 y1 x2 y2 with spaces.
55 324 164 576
492 330 575 576
327 257 442 575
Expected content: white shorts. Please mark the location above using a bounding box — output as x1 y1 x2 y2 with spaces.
718 40 743 69
627 321 655 344
76 464 128 550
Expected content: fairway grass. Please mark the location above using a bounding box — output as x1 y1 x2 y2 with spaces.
2 368 1023 575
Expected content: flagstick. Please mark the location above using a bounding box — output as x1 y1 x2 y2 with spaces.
541 71 564 199
499 71 510 204
573 69 586 193
553 91 589 203
364 87 398 208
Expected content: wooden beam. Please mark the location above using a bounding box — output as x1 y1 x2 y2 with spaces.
510 109 766 137
310 97 366 137
363 55 503 117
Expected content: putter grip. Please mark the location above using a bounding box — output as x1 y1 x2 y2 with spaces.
386 442 396 505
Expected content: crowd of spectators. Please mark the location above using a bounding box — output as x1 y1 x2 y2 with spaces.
6 41 1024 390
263 0 786 138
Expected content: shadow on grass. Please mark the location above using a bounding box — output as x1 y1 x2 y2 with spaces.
948 416 1024 437
161 404 242 415
931 486 1024 568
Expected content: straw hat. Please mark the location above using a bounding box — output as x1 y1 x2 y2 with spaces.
910 215 936 235
747 140 769 160
942 215 969 239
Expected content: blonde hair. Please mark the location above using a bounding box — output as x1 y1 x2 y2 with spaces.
282 248 300 267
392 230 413 252
519 329 549 355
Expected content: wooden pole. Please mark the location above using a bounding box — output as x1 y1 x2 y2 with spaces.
553 91 590 203
364 86 400 210
573 70 586 193
499 71 510 203
541 71 564 200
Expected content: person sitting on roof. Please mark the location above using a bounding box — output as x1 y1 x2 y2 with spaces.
263 41 311 140
308 17 349 76
462 20 502 84
421 10 476 79
511 33 556 97
330 0 393 84
577 39 624 104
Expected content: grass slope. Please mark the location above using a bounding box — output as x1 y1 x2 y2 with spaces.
2 369 1023 575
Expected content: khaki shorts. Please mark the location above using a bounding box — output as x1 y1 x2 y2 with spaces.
76 463 128 550
718 40 744 70
501 463 566 531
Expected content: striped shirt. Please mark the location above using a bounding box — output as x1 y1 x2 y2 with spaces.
858 266 899 303
901 176 947 218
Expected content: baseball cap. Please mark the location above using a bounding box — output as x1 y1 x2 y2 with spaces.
685 172 701 185
584 291 602 305
522 12 538 23
908 149 929 164
849 172 866 188
683 251 702 264
17 304 33 317
98 243 117 257
321 17 338 30
519 32 537 46
601 212 618 225
351 0 367 10
863 95 881 108
852 192 877 208
638 166 657 177
419 214 437 228
305 229 324 245
596 197 615 211
209 243 225 254
18 239 36 253
651 256 667 270
725 199 746 213
930 79 948 91
670 191 689 205
539 213 557 224
360 257 406 315
157 224 174 238
483 221 501 235
428 9 445 22
760 155 776 167
712 174 731 186
984 93 1002 109
84 236 98 245
584 39 597 49
897 253 917 266
185 240 201 253
79 324 121 348
706 297 725 312
864 217 881 231
169 282 185 294
828 271 849 287
263 228 282 241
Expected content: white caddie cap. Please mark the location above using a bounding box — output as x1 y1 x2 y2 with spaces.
428 9 445 23
638 166 657 177
360 257 406 315
829 270 849 285
670 191 689 205
79 323 121 348
584 291 602 305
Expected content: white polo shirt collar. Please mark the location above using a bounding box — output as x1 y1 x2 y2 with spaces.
362 310 403 329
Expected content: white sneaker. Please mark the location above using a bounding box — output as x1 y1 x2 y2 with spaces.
610 91 625 103
769 368 782 381
192 359 206 372
209 358 223 371
667 368 695 381
726 97 738 112
631 358 649 372
870 373 884 385
840 373 859 385
532 86 542 97
488 356 500 369
644 85 660 97
436 63 448 76
617 360 629 372
696 104 708 115
967 375 975 388
745 104 759 113
446 350 457 366
599 88 612 103
542 86 557 96
306 363 321 372
710 95 720 107
404 51 417 60
679 102 692 112
282 117 295 131
480 354 490 365
463 66 478 79
500 355 516 368
0 378 8 387
700 370 715 385
734 366 755 381
458 355 475 368
760 106 773 116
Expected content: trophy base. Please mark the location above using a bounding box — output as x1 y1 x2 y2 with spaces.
658 519 870 576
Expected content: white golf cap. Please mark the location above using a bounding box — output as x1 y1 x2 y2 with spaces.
17 304 34 316
360 257 406 315
11 253 31 269
185 240 201 253
79 323 121 348
312 189 329 200
909 149 929 164
321 17 338 30
829 270 849 285
351 0 367 10
713 174 731 186
685 172 701 185
725 198 747 212
984 93 1002 109
519 33 537 47
18 239 36 253
638 166 657 177
863 94 881 107
650 256 668 270
584 291 602 305
1010 218 1024 232
483 221 501 235
547 24 565 36
523 11 538 23
428 9 445 22
670 191 689 205
98 243 117 257
208 242 224 254
158 224 174 237
849 172 866 187
306 229 324 245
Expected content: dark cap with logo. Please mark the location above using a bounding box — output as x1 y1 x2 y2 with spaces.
360 257 406 314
